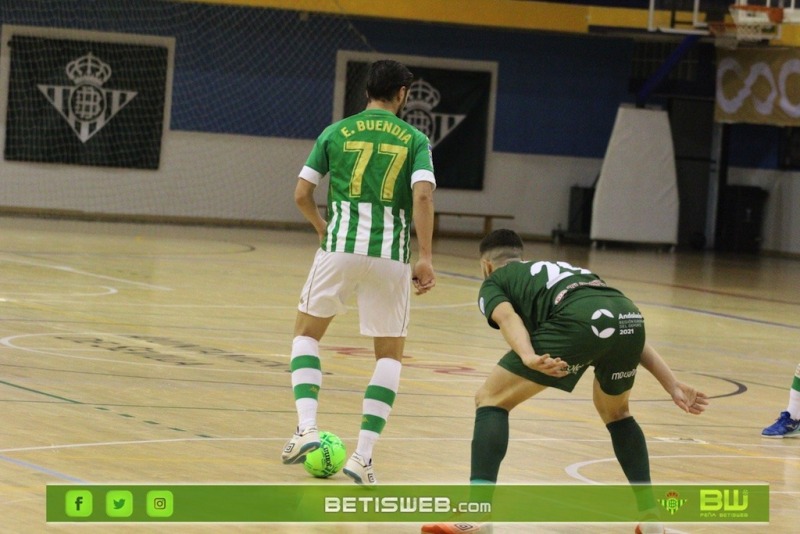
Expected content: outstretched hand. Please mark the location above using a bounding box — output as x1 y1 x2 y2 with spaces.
522 353 570 378
671 382 709 415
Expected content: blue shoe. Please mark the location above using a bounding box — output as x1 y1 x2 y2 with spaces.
761 411 800 438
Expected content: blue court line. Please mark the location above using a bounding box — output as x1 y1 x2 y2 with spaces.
0 454 84 483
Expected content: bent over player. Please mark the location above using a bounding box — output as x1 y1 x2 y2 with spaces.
281 59 436 486
423 229 708 534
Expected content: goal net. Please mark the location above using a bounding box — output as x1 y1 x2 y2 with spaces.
0 0 375 225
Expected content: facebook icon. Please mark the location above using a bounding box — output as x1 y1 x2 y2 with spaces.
65 490 92 517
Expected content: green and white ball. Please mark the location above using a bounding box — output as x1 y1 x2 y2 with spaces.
303 431 346 478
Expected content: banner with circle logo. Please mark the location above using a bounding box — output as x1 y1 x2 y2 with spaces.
715 48 800 126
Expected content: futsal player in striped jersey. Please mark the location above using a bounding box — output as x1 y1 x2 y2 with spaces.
762 363 800 438
281 59 437 485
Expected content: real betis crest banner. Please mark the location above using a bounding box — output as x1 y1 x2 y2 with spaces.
344 60 492 190
5 35 168 169
715 47 800 126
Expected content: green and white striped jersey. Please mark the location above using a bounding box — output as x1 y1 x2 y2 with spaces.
299 108 435 263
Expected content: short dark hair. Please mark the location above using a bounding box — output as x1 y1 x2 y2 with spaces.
480 229 523 261
366 60 414 102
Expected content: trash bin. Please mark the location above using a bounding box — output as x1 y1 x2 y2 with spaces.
568 186 595 235
716 185 768 254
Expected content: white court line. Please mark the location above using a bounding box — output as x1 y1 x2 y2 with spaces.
0 286 118 298
565 454 800 485
0 332 494 381
0 256 172 291
0 332 276 374
0 437 274 454
8 438 794 498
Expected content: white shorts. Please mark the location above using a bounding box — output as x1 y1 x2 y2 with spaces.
298 249 412 337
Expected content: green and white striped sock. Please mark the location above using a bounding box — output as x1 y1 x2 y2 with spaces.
356 357 401 462
787 362 800 419
290 336 321 432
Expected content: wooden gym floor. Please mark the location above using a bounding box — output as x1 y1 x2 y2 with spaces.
0 216 797 533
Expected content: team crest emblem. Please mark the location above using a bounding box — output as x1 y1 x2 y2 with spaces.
658 490 687 515
402 78 466 148
37 52 137 143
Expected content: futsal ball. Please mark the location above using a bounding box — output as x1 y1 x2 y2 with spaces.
303 431 346 478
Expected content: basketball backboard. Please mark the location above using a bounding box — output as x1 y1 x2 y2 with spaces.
646 0 800 45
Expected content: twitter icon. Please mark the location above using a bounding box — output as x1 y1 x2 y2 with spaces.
106 490 133 517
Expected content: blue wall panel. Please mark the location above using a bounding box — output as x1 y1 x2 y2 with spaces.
0 0 775 167
0 0 635 158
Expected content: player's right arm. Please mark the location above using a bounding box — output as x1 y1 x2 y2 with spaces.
490 302 568 377
296 133 331 243
294 177 327 242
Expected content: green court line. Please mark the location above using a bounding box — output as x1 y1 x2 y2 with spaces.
0 380 209 437
0 379 82 404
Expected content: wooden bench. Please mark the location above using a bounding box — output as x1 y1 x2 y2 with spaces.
434 211 514 236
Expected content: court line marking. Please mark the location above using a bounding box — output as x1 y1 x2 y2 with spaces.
0 332 500 378
566 454 800 486
0 333 760 393
0 286 118 298
0 256 172 291
0 455 83 483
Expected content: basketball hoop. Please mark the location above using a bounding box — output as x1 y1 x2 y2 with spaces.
731 4 785 24
708 4 784 47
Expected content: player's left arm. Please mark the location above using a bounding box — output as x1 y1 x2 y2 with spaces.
640 342 709 415
491 302 568 377
411 180 435 295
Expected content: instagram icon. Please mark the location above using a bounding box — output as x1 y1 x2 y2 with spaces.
146 490 173 518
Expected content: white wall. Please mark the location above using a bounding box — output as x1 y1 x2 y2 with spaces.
0 131 309 222
728 167 800 255
2 129 798 255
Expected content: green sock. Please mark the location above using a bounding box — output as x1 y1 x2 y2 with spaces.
606 416 657 512
470 406 509 483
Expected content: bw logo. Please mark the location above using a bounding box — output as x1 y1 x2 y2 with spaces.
37 52 137 143
402 78 465 148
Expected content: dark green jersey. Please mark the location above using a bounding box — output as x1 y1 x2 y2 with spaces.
302 108 434 263
478 260 621 333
